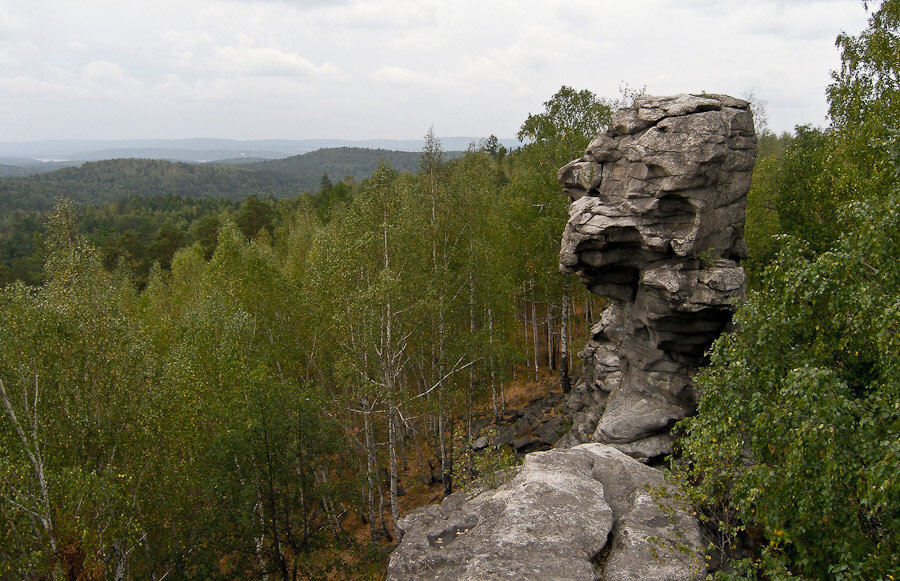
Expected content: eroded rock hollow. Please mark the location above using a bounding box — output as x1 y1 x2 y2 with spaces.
557 94 756 459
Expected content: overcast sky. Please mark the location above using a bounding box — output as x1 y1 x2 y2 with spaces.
0 0 870 141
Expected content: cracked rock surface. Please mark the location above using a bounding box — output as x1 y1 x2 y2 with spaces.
557 94 755 458
386 444 704 580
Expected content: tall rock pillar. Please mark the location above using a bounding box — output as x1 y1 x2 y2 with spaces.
557 94 756 459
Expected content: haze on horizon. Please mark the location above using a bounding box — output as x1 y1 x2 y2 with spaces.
0 0 870 142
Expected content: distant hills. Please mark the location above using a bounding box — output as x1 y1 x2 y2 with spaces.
0 159 278 212
0 146 471 212
0 158 81 177
0 136 519 175
244 146 464 192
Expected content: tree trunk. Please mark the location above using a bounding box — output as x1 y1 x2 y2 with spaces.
388 401 400 539
488 307 498 419
410 415 428 484
363 402 377 542
531 293 539 380
520 302 529 380
316 470 342 535
254 499 269 581
561 281 571 394
585 294 593 342
261 413 289 581
438 411 453 496
467 270 475 479
377 480 391 541
0 377 59 567
546 305 554 370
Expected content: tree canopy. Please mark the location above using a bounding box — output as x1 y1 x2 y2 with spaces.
677 1 900 577
516 85 613 148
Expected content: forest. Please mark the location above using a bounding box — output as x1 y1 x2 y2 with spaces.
0 147 446 287
1 0 899 578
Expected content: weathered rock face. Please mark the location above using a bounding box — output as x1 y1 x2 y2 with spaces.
386 444 705 581
558 94 755 457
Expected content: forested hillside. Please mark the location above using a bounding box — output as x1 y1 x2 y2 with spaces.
1 0 898 578
0 104 602 577
240 146 459 193
0 158 291 213
0 147 467 287
0 146 466 214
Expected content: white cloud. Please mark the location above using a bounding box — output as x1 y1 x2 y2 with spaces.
314 0 439 30
0 75 70 98
0 0 872 139
0 51 20 69
80 60 146 98
371 65 436 87
209 45 341 78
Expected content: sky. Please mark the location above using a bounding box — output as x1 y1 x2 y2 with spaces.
0 0 871 141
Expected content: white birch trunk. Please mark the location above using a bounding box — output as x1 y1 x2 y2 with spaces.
561 281 571 394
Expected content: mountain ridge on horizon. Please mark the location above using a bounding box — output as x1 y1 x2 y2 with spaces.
0 136 521 162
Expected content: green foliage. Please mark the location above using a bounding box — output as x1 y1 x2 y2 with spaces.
516 85 613 150
0 86 613 577
773 126 841 253
0 148 456 289
0 194 238 289
744 0 899 285
676 6 900 577
743 125 841 285
679 186 900 576
678 144 900 579
0 202 155 578
0 158 288 213
828 0 900 204
235 194 275 240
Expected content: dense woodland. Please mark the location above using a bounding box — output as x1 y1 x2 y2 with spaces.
0 147 459 288
1 1 899 578
0 107 597 578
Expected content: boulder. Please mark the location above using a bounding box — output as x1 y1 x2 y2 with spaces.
387 444 705 580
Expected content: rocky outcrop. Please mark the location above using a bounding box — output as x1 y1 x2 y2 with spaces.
386 94 753 580
386 444 705 580
558 94 755 458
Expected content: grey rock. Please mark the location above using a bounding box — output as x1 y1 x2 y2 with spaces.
532 415 566 446
492 424 516 448
387 446 614 580
607 434 675 463
387 444 705 581
558 160 603 191
558 94 754 456
513 436 534 452
585 444 705 580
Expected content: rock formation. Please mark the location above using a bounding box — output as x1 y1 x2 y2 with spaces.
387 444 705 581
557 94 755 460
386 94 754 580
